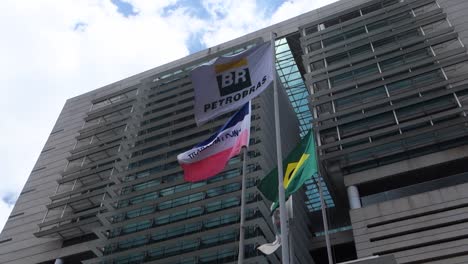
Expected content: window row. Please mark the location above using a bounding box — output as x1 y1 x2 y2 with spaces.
116 179 253 211
92 89 137 111
118 167 241 207
111 194 258 239
105 226 261 264
132 124 221 158
106 210 260 255
304 0 401 35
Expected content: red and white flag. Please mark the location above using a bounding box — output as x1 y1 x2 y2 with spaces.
177 102 251 182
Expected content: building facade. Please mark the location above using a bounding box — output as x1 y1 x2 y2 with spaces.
0 40 311 263
301 0 468 263
2 0 468 263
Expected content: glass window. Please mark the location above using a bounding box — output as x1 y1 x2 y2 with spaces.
388 11 412 25
342 138 369 149
323 34 345 47
340 112 395 138
305 25 318 35
189 193 204 203
380 56 405 71
324 17 340 28
148 247 164 258
308 42 322 52
367 20 388 32
398 95 456 123
405 49 430 63
345 27 366 39
353 64 379 78
413 2 438 16
413 70 442 85
349 44 372 57
311 59 325 71
387 79 411 94
335 86 387 110
114 253 145 264
362 3 382 15
331 71 353 86
382 0 399 7
206 200 222 213
185 222 202 233
340 10 361 23
327 52 349 65
318 102 333 115
373 35 397 50
122 220 151 234
397 29 419 41
183 240 199 252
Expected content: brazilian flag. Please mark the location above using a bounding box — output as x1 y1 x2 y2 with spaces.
258 130 318 210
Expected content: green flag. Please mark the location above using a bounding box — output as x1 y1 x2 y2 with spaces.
257 130 318 210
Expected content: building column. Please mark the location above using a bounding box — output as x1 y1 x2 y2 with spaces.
54 259 63 264
347 185 361 209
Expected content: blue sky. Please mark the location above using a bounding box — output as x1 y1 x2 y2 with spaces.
111 0 139 17
0 0 339 232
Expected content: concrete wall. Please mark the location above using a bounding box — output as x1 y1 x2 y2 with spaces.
351 182 468 264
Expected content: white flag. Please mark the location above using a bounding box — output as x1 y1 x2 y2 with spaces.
258 207 282 255
258 235 281 255
191 42 273 125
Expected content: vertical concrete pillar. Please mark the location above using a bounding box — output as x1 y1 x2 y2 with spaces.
347 185 362 209
54 259 63 264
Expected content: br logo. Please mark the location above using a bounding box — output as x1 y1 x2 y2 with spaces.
215 58 252 96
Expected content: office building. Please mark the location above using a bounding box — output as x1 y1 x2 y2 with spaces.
0 39 312 263
302 0 468 263
2 0 468 263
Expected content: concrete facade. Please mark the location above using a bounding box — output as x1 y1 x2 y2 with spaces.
2 0 468 263
301 0 468 263
351 182 468 263
0 46 308 263
0 0 372 263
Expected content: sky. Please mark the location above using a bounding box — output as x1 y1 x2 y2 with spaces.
0 0 339 232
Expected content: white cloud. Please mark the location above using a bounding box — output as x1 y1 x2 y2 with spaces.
200 0 269 47
0 0 338 232
0 0 198 232
271 0 340 24
198 0 339 47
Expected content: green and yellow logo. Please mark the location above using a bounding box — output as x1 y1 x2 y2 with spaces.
283 154 310 189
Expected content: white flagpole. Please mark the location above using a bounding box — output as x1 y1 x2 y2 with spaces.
238 146 248 264
317 174 333 264
271 31 290 264
287 196 295 264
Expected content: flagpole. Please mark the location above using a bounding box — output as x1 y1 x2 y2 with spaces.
271 31 290 264
317 173 333 264
287 197 295 264
238 146 248 264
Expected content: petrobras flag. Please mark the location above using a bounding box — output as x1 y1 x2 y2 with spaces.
177 102 251 182
191 42 273 125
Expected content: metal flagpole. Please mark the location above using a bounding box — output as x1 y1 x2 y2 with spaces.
271 31 290 264
317 174 333 264
238 146 248 264
287 196 295 264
